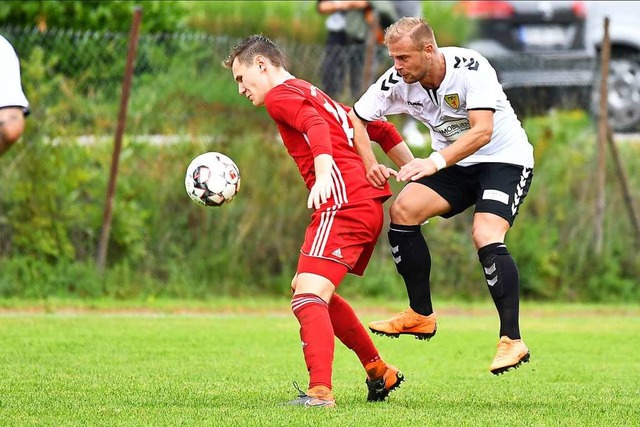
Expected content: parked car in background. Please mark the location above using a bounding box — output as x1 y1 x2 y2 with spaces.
586 1 640 132
456 1 594 118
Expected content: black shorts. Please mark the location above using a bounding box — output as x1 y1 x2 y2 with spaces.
414 163 533 226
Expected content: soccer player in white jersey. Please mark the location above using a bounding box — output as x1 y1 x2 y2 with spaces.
0 35 30 156
347 17 534 375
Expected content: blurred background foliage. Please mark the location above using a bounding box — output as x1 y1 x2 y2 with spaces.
0 1 470 44
0 1 638 302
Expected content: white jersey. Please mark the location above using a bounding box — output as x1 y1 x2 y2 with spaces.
0 35 29 113
354 46 534 168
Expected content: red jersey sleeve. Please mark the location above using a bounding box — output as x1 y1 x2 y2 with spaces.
338 102 403 154
365 120 404 153
265 86 332 157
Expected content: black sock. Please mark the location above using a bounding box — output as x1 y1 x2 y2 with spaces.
478 242 521 339
388 223 433 316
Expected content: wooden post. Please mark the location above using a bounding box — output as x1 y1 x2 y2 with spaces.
361 8 379 96
607 127 640 248
594 17 610 254
96 6 143 273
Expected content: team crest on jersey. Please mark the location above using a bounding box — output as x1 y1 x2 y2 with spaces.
444 93 460 110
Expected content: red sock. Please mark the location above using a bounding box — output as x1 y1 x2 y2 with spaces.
291 293 334 390
329 294 381 367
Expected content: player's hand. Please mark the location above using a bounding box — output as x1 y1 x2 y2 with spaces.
308 174 333 209
397 158 438 182
366 163 397 189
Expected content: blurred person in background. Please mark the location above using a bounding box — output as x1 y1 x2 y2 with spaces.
223 34 414 407
348 17 534 376
317 0 371 101
317 1 397 103
0 34 29 156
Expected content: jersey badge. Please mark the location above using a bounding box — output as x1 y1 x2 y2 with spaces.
444 93 460 110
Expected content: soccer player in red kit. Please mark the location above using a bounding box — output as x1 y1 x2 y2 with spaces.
223 35 414 407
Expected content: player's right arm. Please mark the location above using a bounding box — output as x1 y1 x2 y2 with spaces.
0 36 29 157
365 119 414 168
348 110 392 189
0 108 26 156
349 68 410 187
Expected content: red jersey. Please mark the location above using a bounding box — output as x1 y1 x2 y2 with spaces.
264 78 401 209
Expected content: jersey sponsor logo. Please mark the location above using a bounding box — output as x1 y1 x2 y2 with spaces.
444 93 460 110
407 101 423 107
483 189 509 205
432 118 470 142
380 70 400 91
331 248 343 258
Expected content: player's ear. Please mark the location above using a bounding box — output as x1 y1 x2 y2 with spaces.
424 43 436 56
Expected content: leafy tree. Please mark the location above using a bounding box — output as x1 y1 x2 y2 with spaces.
0 0 188 33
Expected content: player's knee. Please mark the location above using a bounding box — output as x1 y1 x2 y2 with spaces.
389 197 419 224
472 214 509 247
472 224 503 248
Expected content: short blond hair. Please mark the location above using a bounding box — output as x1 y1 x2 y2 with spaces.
384 17 436 49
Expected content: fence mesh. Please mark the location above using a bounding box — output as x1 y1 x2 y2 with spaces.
1 25 613 140
1 26 379 140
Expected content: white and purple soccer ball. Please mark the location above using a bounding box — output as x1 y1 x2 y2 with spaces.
185 152 241 207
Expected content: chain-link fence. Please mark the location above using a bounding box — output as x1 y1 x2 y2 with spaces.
2 26 387 141
2 25 629 140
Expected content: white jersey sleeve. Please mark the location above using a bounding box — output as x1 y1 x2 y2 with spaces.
0 35 30 112
353 67 410 122
463 54 500 111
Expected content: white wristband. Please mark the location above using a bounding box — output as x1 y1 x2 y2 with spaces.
429 152 446 171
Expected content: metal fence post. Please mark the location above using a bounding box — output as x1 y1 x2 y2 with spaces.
96 6 143 273
595 17 610 255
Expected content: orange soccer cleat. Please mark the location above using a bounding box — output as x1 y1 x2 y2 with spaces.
365 361 405 402
286 383 336 408
490 336 531 375
368 307 437 340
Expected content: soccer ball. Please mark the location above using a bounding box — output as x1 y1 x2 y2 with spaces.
185 152 241 207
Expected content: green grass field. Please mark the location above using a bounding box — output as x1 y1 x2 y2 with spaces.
1 299 638 426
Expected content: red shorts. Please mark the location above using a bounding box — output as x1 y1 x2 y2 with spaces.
297 198 384 287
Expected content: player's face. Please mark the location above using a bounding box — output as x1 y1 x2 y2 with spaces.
231 58 269 107
388 36 430 84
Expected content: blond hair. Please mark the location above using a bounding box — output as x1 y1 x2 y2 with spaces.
384 17 436 49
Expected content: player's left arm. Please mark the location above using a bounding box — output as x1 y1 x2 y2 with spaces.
397 109 493 182
266 89 335 209
398 57 497 182
292 102 336 209
436 108 494 165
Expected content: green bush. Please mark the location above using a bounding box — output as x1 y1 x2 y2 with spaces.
1 3 637 302
1 112 639 302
